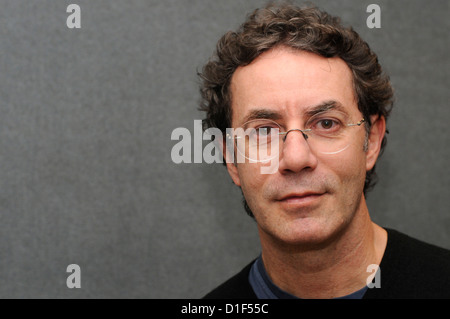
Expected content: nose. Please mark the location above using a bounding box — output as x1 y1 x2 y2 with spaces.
277 129 318 174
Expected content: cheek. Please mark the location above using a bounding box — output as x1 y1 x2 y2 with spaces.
333 131 368 175
321 145 367 193
237 163 266 191
237 163 270 208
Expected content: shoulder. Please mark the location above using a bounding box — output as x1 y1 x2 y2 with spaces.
384 228 450 269
203 261 257 299
365 228 450 298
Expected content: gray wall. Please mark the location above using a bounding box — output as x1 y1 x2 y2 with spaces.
0 0 448 298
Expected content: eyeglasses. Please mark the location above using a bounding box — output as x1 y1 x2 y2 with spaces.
226 112 365 162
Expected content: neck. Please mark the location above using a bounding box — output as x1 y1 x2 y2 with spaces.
258 198 387 298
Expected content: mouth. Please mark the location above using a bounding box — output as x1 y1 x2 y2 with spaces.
276 192 325 207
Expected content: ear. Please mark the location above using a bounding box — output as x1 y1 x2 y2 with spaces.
226 162 241 187
366 115 386 171
217 136 242 187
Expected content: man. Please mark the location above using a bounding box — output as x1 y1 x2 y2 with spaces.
199 3 450 299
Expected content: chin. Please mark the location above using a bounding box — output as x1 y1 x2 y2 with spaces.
262 216 345 248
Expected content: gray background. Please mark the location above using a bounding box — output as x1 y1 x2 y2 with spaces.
0 0 448 298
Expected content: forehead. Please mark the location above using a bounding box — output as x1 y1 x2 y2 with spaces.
230 47 358 125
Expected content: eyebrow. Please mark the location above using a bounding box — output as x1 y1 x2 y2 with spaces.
239 100 347 125
304 100 347 117
240 109 283 124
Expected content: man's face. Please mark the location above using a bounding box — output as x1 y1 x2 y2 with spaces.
226 47 383 246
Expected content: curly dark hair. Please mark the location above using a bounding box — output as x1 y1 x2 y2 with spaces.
199 2 393 215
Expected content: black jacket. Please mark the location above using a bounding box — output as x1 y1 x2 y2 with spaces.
204 228 450 299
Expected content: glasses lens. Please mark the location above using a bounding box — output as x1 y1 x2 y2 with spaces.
232 116 364 162
234 120 281 162
304 112 361 154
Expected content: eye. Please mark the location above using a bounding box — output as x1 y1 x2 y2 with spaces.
242 119 281 142
249 124 280 143
257 126 273 136
317 119 336 130
310 118 343 135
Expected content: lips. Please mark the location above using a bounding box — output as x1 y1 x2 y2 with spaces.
277 191 325 201
275 191 326 209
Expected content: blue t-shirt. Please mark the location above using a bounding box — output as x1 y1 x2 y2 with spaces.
249 256 368 299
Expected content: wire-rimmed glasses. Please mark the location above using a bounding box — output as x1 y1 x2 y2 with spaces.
226 112 365 163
